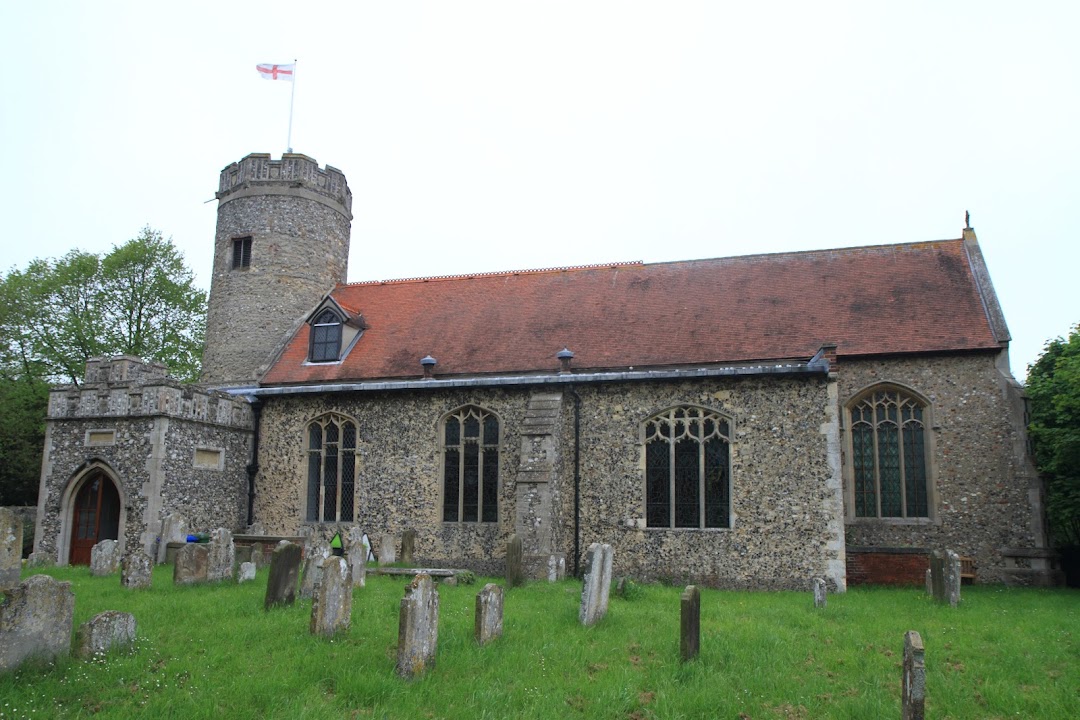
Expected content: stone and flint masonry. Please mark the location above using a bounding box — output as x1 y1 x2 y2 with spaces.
31 152 1058 589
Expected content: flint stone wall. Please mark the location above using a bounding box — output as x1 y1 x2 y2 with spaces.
840 353 1042 584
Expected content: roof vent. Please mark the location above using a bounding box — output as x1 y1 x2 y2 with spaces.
556 348 575 374
420 355 437 379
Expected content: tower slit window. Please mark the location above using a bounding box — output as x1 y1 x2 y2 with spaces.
231 236 252 269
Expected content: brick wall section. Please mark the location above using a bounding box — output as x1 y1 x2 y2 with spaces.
847 549 929 586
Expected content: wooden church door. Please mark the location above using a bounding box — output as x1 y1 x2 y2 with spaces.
69 473 121 565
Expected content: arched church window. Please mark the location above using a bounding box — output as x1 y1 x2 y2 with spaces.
306 414 357 523
848 387 929 518
442 406 499 523
644 406 731 529
309 309 343 362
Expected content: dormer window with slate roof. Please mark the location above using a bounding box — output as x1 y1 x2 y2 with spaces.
310 309 343 362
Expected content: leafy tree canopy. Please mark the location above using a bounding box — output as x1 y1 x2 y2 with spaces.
1027 323 1080 546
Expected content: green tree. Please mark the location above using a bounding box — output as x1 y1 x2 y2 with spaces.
1027 323 1080 546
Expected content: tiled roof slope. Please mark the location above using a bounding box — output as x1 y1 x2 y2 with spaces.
261 238 1003 385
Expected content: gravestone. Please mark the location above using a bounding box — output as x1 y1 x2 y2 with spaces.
121 551 153 589
0 508 23 591
265 542 303 610
0 574 75 672
506 534 524 588
812 577 827 609
925 568 933 596
76 611 137 659
578 543 614 626
174 543 209 585
238 562 256 583
396 573 439 678
474 583 504 646
300 540 332 599
401 529 417 564
945 550 962 607
156 512 186 564
310 556 352 637
207 528 235 582
680 585 700 662
547 554 566 582
90 539 121 577
345 526 367 588
902 630 925 720
379 534 397 566
249 542 267 569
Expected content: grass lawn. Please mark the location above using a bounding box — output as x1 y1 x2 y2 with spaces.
1 566 1077 719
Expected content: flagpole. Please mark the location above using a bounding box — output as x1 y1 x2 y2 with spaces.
286 59 297 153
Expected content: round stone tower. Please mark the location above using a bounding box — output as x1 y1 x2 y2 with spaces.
200 153 353 387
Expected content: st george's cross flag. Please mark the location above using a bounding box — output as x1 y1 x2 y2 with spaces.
256 63 295 81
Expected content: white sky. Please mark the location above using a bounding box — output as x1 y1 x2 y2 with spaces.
2 2 1076 378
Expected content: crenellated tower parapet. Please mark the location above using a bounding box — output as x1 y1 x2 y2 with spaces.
216 153 352 217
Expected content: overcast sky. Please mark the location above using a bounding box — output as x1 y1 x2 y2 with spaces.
2 2 1076 378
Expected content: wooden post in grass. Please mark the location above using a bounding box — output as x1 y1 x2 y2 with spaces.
680 585 700 662
902 630 925 720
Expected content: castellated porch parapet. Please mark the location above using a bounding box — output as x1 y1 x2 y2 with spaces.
216 152 352 214
49 357 252 429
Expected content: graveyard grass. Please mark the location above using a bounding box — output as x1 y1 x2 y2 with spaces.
1 567 1077 719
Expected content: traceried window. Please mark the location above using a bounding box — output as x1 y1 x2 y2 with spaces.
306 414 356 523
849 388 929 518
645 406 731 529
232 236 252 269
309 309 343 363
442 407 499 523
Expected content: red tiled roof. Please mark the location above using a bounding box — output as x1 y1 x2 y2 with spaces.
261 238 1002 385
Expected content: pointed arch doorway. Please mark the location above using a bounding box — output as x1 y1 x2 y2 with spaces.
68 471 121 565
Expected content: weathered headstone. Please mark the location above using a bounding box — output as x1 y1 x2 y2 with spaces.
401 529 417 564
76 611 137 659
396 573 439 678
345 526 367 588
300 540 332 599
90 539 121 577
121 551 153 589
547 554 566 582
925 567 933 596
813 577 827 609
207 528 235 582
929 550 945 602
578 543 614 626
680 585 701 662
310 556 352 637
506 534 524 588
156 512 187 564
265 541 303 610
249 542 267 569
474 583 504 646
902 630 925 720
379 533 397 566
0 508 23 591
173 543 209 585
26 551 50 568
945 549 962 607
0 574 75 672
238 561 256 583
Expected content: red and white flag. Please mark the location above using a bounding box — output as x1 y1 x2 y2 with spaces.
256 63 295 81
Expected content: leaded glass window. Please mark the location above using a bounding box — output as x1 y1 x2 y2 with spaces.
849 388 929 518
645 406 731 529
443 407 499 523
310 309 342 362
306 414 357 522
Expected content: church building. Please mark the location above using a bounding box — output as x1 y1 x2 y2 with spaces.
31 153 1059 588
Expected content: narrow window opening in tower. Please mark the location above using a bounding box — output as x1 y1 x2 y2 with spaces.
232 237 252 269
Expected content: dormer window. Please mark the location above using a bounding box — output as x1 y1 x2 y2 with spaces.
310 309 343 362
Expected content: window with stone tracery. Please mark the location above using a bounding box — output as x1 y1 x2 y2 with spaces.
442 406 499 523
848 387 929 518
644 406 731 529
306 413 356 523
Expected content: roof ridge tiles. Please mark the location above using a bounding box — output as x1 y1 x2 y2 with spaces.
342 260 645 287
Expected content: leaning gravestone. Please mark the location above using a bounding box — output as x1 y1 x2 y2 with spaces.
396 573 439 678
300 540 332 599
379 533 397 566
680 585 701 662
345 526 367 588
902 630 926 720
121 551 153 589
90 539 121 577
174 543 209 585
207 528 235 582
310 556 352 638
930 549 961 607
505 534 524 588
76 611 137 659
265 542 303 610
578 543 614 626
813 577 827 609
0 508 23 591
238 562 256 583
400 529 417 565
0 574 75 672
474 583 504 646
156 512 187 564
